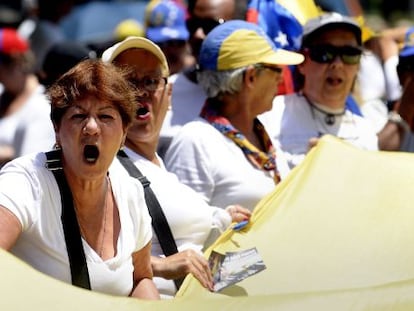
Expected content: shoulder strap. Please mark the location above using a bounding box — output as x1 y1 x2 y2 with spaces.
117 150 183 289
117 150 178 257
45 150 91 290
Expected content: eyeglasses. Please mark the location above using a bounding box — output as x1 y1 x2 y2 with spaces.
127 77 168 92
186 17 225 35
306 44 362 65
255 64 283 74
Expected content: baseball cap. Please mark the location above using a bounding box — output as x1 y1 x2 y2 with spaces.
198 20 304 71
0 28 28 54
399 27 414 58
302 12 362 47
101 36 169 76
144 0 189 43
114 19 145 41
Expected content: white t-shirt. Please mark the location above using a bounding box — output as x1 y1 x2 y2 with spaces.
164 118 289 211
0 84 55 157
112 148 231 298
260 93 379 168
0 152 152 296
356 52 401 133
158 72 206 157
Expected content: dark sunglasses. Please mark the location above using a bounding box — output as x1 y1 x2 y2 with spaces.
306 44 362 65
186 17 225 35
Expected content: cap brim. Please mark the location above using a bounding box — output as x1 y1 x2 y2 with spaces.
261 49 304 66
101 36 169 76
400 46 414 58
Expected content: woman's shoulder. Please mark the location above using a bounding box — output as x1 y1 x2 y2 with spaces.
168 118 228 153
1 152 47 174
180 118 217 132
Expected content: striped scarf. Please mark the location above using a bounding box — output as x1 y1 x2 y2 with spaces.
200 99 280 184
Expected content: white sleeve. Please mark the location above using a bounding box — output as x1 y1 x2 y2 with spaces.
384 55 402 102
164 126 215 204
0 160 41 229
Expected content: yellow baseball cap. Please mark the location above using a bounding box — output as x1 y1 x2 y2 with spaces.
101 36 169 76
198 20 304 71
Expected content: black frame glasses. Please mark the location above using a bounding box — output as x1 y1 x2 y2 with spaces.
306 44 362 65
127 77 168 92
186 17 225 35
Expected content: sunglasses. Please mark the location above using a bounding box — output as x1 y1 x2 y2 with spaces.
306 44 362 65
186 17 225 35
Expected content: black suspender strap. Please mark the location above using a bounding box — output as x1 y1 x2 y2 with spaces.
117 149 183 289
45 150 91 290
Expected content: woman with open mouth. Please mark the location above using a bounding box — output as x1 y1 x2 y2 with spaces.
102 35 252 299
0 59 160 299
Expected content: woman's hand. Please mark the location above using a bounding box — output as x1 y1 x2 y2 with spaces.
152 249 214 291
225 204 251 223
307 137 319 151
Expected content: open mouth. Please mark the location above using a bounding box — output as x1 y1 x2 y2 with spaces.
83 145 99 164
326 77 342 86
136 102 150 120
136 106 149 117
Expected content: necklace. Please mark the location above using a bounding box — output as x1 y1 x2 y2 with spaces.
76 176 110 258
99 176 110 258
302 94 360 141
305 96 346 126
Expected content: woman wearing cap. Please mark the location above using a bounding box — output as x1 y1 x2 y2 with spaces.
261 12 378 169
0 28 54 167
0 59 160 299
102 36 251 298
164 20 304 211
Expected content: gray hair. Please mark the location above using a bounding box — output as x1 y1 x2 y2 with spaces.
197 67 246 99
197 65 268 98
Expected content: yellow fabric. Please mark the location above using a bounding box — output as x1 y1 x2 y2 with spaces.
277 0 320 25
178 135 414 301
3 135 414 310
276 0 375 43
355 15 376 43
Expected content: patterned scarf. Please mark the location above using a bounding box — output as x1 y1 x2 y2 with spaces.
200 99 280 184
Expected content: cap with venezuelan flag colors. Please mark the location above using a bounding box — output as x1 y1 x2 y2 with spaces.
399 27 414 58
198 20 304 71
145 0 189 43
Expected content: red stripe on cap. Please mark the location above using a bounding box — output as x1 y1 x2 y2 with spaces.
0 28 29 54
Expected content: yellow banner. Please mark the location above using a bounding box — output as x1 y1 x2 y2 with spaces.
2 136 414 310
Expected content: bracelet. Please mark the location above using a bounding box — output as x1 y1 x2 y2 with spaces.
388 111 410 133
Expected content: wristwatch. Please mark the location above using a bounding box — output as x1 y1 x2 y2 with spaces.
388 111 410 133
